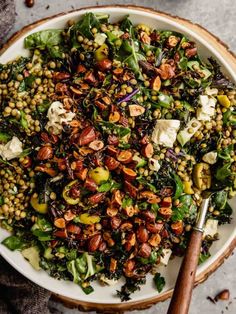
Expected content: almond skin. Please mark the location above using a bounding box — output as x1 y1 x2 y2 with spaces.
150 75 161 91
66 223 81 235
122 167 137 181
125 181 138 198
129 104 145 117
117 150 133 164
78 126 96 146
107 145 119 157
141 143 154 158
171 221 184 235
84 178 98 192
54 217 66 229
88 140 104 151
149 234 161 247
104 156 120 170
88 234 102 252
53 229 68 238
146 222 164 233
96 59 112 72
136 226 149 243
88 192 106 204
158 207 173 219
110 216 121 229
185 47 197 58
37 146 53 160
64 210 76 222
138 243 151 258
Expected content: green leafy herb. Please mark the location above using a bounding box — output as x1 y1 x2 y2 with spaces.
98 180 122 192
0 132 11 143
122 197 133 208
2 235 24 251
172 173 183 199
153 273 165 293
199 252 211 264
20 110 28 129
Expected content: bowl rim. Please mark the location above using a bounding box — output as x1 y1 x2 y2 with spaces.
0 4 236 309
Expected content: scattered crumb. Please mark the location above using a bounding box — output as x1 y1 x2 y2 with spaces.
215 289 230 302
207 296 216 304
71 5 75 9
45 5 50 10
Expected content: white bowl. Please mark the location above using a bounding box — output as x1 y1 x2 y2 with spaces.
0 6 236 306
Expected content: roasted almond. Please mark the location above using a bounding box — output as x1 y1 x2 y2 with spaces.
136 226 149 243
88 140 104 151
106 207 118 217
66 223 81 234
149 234 161 247
110 216 121 229
141 143 154 158
161 196 172 208
125 181 138 198
84 71 96 84
158 63 175 80
88 192 106 204
171 221 184 235
75 168 88 181
129 104 145 117
138 243 151 258
109 111 121 123
146 222 163 234
112 190 123 207
54 217 66 229
76 64 87 73
78 126 96 146
71 160 83 171
140 31 151 44
167 35 179 48
142 210 156 221
96 59 112 72
120 222 133 231
88 234 102 252
64 210 76 221
110 258 117 272
117 150 133 164
158 207 172 219
185 47 197 58
37 146 53 160
123 205 136 217
53 72 70 80
122 167 137 181
107 135 119 146
84 178 98 192
140 191 160 204
104 156 120 170
107 145 119 157
150 75 161 91
53 229 68 238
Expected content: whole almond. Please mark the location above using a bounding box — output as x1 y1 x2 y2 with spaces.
88 234 102 252
104 156 120 170
78 126 96 146
136 226 149 243
138 243 151 258
37 146 53 160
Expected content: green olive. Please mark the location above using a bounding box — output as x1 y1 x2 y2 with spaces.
30 195 48 214
193 163 211 190
79 213 101 224
62 180 80 205
94 44 109 61
89 167 110 185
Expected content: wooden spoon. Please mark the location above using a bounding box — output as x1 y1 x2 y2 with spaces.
167 192 211 314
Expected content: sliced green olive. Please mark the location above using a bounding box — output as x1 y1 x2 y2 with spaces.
79 213 101 224
89 167 110 185
30 195 48 214
193 162 211 190
94 44 109 61
62 180 80 205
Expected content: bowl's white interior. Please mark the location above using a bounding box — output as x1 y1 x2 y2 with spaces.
0 7 235 304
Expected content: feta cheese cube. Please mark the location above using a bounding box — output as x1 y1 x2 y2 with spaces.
203 219 218 237
0 136 23 160
151 120 180 148
160 248 172 266
197 95 216 121
202 151 217 164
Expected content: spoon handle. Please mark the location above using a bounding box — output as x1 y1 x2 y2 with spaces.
167 198 210 314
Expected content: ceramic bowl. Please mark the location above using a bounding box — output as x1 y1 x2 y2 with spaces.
0 5 235 306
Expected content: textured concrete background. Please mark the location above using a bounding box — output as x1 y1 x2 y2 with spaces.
5 1 236 313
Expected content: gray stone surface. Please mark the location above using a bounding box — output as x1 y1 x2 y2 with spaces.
4 1 236 313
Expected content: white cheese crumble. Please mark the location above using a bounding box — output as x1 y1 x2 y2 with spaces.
197 95 216 121
151 120 180 148
112 30 124 37
202 151 217 164
45 101 75 135
100 274 119 286
205 87 218 96
160 248 172 266
149 158 161 172
0 136 23 160
203 219 218 238
94 33 107 45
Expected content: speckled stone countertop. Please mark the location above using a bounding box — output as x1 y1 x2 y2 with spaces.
5 1 236 313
